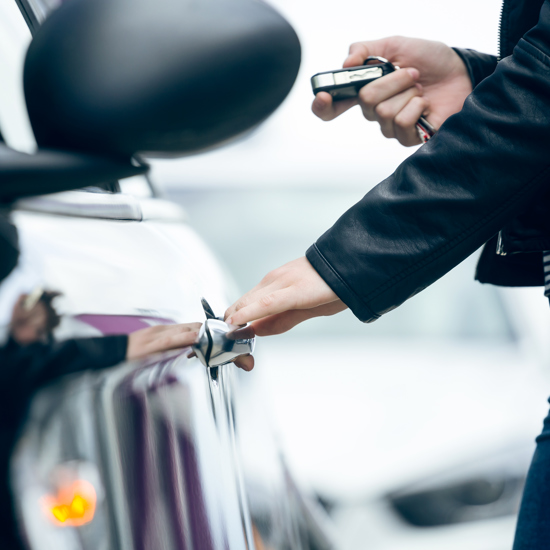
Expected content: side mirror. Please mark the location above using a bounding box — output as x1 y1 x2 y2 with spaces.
0 144 146 204
23 0 301 158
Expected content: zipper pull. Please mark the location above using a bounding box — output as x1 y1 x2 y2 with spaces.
496 231 507 256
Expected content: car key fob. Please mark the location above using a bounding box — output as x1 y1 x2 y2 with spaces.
311 56 435 143
311 56 396 100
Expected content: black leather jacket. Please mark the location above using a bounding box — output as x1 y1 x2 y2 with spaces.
306 0 550 323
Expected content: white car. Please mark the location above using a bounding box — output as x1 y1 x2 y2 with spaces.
0 0 335 549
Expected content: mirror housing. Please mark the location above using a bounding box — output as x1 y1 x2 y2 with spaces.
0 145 147 204
24 0 301 158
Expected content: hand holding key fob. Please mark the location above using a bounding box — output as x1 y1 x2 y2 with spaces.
311 56 396 100
311 56 435 143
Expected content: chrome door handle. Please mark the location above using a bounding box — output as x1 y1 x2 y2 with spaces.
193 298 256 368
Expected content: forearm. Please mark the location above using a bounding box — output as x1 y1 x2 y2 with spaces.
308 6 550 322
0 335 128 391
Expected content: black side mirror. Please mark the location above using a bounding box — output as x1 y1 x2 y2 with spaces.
0 145 147 204
23 0 301 158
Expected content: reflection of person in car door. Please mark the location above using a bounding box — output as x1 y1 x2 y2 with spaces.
226 5 550 547
0 220 203 370
9 290 61 345
0 214 202 550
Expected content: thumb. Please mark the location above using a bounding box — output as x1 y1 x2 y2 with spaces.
344 38 394 68
344 42 370 67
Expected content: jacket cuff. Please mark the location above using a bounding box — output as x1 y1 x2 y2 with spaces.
306 244 378 323
452 48 498 88
73 334 128 370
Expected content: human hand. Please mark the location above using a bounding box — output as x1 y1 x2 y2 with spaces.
10 291 61 345
126 322 255 371
10 294 49 345
224 257 347 336
312 36 472 146
126 323 202 360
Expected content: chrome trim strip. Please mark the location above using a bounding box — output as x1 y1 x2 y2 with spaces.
15 190 143 221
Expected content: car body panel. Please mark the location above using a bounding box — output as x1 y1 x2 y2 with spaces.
8 207 230 322
11 351 252 550
4 192 335 550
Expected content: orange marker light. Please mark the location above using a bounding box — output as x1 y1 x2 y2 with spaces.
42 480 97 527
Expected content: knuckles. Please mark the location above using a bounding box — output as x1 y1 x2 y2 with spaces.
393 112 412 129
233 298 249 312
258 293 275 309
358 86 377 106
380 125 395 139
374 102 393 120
155 336 172 351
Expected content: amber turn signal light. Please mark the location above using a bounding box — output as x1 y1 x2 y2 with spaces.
42 479 97 527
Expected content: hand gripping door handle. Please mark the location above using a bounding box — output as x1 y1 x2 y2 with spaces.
193 298 256 368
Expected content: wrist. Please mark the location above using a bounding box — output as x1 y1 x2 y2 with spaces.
451 47 498 89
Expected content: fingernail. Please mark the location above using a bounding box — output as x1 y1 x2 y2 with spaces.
226 317 233 325
407 68 420 80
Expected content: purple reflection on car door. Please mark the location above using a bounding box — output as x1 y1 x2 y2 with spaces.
178 431 214 550
113 363 217 550
75 314 174 335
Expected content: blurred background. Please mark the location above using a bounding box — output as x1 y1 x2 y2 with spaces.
153 0 550 548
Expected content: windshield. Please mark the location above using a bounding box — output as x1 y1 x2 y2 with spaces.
169 187 517 343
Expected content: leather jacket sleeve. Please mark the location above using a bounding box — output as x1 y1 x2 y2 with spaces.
306 0 550 323
452 48 498 87
0 335 128 394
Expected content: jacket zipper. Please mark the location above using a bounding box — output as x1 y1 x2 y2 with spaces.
495 0 508 255
498 0 508 60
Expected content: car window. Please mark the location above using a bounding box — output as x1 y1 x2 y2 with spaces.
169 188 517 343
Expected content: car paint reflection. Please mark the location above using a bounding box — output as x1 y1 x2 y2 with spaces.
12 345 251 549
75 314 174 335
